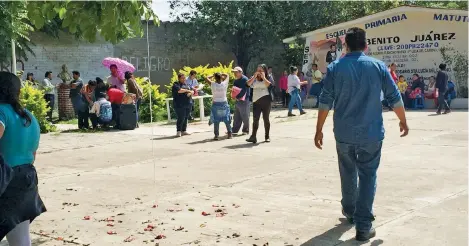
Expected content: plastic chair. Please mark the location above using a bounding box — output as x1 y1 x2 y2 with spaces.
412 94 425 109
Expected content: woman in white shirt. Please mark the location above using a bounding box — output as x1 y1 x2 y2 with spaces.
287 66 307 116
205 73 231 140
246 64 273 144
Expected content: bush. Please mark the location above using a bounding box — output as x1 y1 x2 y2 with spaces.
135 77 168 122
20 84 56 133
165 61 236 118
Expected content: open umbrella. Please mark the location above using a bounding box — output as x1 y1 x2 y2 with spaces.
102 57 136 79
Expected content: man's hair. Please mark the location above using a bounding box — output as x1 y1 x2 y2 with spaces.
413 73 419 78
189 70 197 76
312 63 318 68
110 64 117 69
439 63 447 70
88 80 97 86
399 75 404 78
345 27 367 52
72 71 80 76
177 73 185 79
330 44 336 49
45 71 52 77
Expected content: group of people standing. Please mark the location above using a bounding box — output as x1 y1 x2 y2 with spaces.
171 64 274 143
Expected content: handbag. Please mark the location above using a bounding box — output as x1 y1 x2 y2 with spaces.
0 155 13 197
231 86 246 101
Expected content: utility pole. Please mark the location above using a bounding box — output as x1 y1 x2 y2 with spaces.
11 39 17 74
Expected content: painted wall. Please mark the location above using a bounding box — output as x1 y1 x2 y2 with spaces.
302 8 468 90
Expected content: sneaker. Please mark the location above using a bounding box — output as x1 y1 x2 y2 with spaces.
443 109 451 114
213 136 219 141
436 110 442 115
227 132 233 139
176 131 182 137
288 112 296 117
246 136 257 144
265 137 271 143
356 228 376 242
182 131 191 136
300 111 307 115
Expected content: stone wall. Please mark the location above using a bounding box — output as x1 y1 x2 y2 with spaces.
8 21 287 90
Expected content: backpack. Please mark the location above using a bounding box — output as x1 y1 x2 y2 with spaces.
99 101 113 123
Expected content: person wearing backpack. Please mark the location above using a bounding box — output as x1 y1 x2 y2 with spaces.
89 92 113 129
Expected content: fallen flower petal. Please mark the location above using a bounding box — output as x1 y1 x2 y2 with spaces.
56 237 64 241
106 223 114 227
155 234 166 240
152 204 158 208
201 212 210 216
123 236 135 242
107 231 117 235
83 216 91 220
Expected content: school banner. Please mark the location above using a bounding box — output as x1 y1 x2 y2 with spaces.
302 9 468 84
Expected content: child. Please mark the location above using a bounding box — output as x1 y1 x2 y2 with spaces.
397 75 408 106
90 92 113 129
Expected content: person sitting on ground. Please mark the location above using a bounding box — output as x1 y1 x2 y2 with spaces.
205 72 232 140
287 66 307 117
107 86 125 129
90 92 113 129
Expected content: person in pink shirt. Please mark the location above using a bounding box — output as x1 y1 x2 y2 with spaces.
278 70 289 107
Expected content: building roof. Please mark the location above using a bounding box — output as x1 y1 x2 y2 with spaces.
282 5 467 43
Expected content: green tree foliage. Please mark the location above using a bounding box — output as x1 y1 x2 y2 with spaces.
0 1 158 70
20 84 56 133
170 1 467 69
135 77 168 123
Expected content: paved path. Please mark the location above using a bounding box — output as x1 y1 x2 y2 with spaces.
1 110 467 246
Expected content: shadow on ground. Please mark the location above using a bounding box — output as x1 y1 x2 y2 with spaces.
0 238 49 246
300 219 385 246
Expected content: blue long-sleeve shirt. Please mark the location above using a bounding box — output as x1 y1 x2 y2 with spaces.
319 51 403 144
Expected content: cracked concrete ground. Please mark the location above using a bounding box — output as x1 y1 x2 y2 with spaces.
0 109 467 246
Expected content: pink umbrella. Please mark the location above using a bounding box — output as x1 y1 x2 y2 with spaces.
102 57 136 79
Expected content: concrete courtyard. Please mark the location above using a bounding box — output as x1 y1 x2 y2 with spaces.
1 109 467 246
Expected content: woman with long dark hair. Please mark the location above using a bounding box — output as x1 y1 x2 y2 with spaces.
0 72 46 244
246 64 273 143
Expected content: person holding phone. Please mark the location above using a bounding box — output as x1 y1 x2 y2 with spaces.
246 64 273 144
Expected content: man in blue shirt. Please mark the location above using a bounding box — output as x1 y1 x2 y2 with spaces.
314 27 409 241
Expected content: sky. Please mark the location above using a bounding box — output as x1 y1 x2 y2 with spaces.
151 1 172 22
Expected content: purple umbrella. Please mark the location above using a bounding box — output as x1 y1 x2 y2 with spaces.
102 57 136 79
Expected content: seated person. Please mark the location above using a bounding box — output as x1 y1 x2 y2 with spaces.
405 74 425 107
108 86 125 128
90 92 113 129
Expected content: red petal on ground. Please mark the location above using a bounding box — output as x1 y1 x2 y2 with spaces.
83 216 91 220
107 223 114 227
201 211 211 216
107 231 117 235
155 234 166 239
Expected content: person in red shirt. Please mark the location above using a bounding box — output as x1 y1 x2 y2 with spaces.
278 70 289 107
107 87 124 128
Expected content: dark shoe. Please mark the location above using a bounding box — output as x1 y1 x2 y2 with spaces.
443 109 451 114
288 112 296 117
436 110 441 115
213 136 219 141
300 111 307 115
227 132 233 139
265 137 271 143
246 136 257 144
356 228 376 242
342 209 354 224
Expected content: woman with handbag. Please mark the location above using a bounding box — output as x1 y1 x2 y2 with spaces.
246 64 273 144
0 72 46 245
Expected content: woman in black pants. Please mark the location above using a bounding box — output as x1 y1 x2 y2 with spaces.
246 64 273 144
171 73 194 137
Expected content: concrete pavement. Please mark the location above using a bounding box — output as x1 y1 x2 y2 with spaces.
1 109 467 246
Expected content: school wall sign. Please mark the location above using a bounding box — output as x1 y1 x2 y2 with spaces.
283 5 468 90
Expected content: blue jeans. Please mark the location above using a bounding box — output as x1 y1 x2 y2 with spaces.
336 141 382 232
288 88 303 113
136 98 141 122
214 121 232 136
